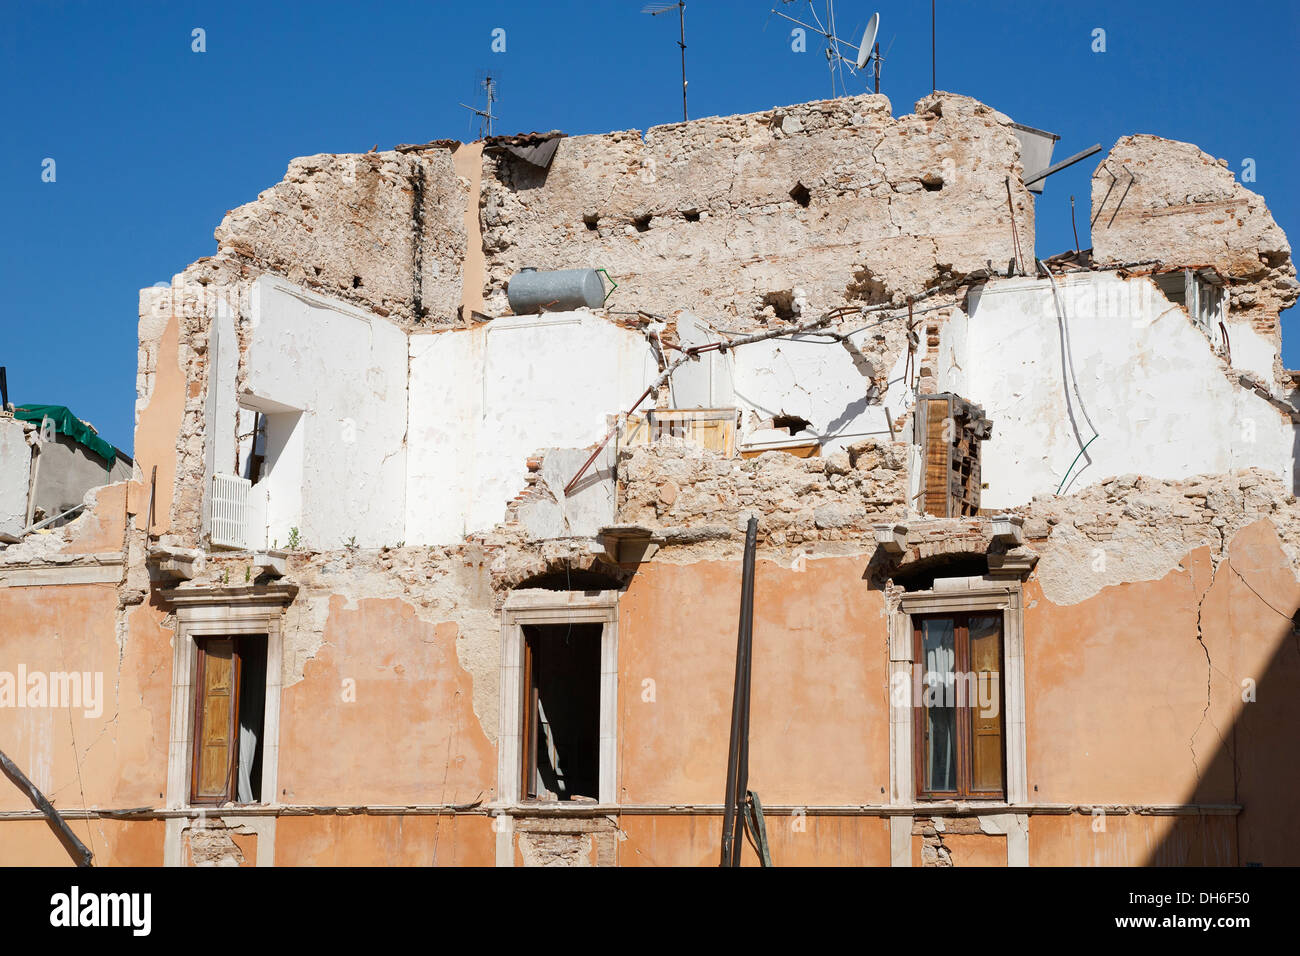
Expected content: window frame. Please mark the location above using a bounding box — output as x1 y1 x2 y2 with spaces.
520 622 604 802
911 611 1007 801
163 587 292 812
188 634 270 806
889 584 1028 809
498 590 619 808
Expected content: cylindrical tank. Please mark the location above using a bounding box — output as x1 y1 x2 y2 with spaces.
507 267 605 314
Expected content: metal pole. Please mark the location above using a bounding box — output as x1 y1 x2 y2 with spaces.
1070 196 1080 254
873 41 880 94
731 558 754 868
0 749 93 866
931 0 936 92
679 2 688 122
720 515 758 866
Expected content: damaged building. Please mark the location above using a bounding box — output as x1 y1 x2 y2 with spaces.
2 90 1298 867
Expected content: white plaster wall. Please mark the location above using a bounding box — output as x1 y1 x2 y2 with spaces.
961 273 1295 508
0 418 30 535
406 311 657 544
732 334 894 452
936 307 970 397
243 277 407 549
1225 317 1277 384
210 302 239 475
201 302 240 542
671 311 735 409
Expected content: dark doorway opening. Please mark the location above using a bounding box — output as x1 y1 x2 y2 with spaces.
522 623 602 802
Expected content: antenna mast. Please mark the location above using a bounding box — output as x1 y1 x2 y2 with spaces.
770 4 882 98
643 2 688 121
459 74 498 139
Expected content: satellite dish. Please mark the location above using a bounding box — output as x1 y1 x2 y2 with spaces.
856 13 879 69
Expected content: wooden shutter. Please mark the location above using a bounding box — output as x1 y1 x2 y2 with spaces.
966 615 1005 795
190 637 241 804
920 396 952 517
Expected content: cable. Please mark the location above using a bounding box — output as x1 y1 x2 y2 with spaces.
1042 262 1101 494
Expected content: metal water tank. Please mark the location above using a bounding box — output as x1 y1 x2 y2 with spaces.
507 267 605 314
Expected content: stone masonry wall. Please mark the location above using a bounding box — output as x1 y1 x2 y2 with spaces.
617 437 909 549
480 92 1033 323
214 148 467 326
1091 135 1298 352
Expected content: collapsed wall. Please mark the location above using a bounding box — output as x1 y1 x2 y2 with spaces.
214 149 468 325
8 87 1300 867
140 91 1039 544
1091 135 1298 384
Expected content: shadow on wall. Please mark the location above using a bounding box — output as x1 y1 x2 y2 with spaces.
1147 588 1300 866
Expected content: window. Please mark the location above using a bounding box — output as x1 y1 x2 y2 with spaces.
498 589 618 807
1154 268 1227 338
913 612 1005 799
190 635 267 805
244 412 268 485
521 623 601 801
915 394 992 518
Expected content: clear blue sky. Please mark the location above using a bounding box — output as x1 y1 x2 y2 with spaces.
4 1 1297 455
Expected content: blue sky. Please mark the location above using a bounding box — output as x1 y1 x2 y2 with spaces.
3 0 1297 455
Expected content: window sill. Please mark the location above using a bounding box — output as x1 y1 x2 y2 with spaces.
491 802 620 817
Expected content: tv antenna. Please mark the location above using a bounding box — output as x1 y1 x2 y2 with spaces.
642 2 688 121
770 4 886 97
459 73 498 139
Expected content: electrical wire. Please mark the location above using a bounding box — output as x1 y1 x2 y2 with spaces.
1041 261 1101 494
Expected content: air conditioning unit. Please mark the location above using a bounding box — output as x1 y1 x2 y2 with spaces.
209 473 251 550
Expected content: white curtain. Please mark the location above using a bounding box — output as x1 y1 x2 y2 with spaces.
923 621 956 791
237 721 258 804
535 698 567 799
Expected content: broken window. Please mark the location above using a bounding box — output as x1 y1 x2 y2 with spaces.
521 623 601 802
915 394 992 517
1153 268 1227 338
913 613 1005 799
190 635 267 805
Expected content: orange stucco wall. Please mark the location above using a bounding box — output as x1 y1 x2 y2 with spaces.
277 596 496 806
131 314 186 536
0 819 164 867
1029 814 1236 867
619 813 890 866
2 519 1296 865
1024 520 1300 865
275 814 495 866
0 584 171 813
618 555 890 807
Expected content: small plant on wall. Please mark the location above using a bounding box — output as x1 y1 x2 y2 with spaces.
287 527 301 550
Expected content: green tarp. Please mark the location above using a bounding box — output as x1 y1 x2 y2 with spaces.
13 405 120 465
